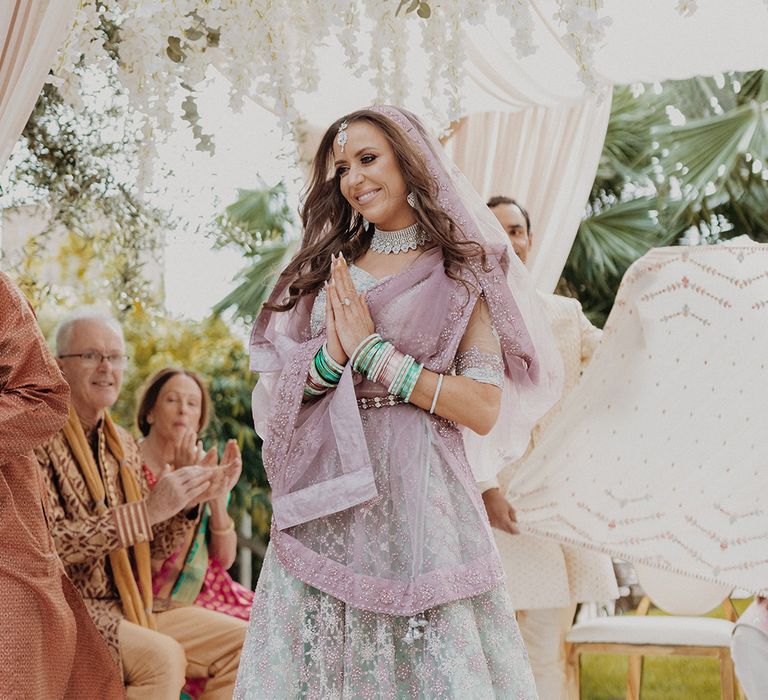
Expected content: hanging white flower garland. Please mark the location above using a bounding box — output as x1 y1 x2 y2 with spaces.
50 1 698 155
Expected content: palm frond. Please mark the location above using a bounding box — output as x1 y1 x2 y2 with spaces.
655 101 766 221
595 86 667 191
224 185 291 232
566 196 666 299
212 240 295 321
213 183 294 255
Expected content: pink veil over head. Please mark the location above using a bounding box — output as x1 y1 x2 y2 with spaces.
368 106 563 481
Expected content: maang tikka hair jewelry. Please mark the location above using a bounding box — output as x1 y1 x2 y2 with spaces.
337 119 349 152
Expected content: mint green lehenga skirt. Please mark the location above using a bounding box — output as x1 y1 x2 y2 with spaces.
232 546 538 699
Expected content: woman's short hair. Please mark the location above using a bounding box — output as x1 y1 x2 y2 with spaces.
136 367 211 437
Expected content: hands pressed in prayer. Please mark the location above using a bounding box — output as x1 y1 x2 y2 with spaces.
482 488 519 535
326 253 374 361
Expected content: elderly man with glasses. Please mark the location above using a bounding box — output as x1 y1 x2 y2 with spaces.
34 307 247 700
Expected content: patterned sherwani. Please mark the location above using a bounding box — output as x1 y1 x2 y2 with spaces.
35 422 199 661
0 273 124 699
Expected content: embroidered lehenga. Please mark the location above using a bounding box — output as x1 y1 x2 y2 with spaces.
234 107 562 699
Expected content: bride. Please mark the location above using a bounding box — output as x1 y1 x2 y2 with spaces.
234 105 561 698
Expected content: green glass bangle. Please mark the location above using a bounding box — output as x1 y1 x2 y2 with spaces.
310 361 337 389
321 343 345 374
362 341 388 377
357 339 383 375
352 338 376 373
400 358 418 397
403 363 423 402
315 354 338 381
314 352 340 385
390 354 413 396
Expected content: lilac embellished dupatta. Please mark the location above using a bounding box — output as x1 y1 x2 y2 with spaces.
249 106 562 615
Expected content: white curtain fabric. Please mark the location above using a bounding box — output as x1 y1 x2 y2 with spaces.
0 0 76 171
442 100 610 293
509 238 768 592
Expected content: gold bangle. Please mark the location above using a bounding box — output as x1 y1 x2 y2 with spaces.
209 518 235 536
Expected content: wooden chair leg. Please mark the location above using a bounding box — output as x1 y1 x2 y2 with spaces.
564 643 581 700
626 654 643 700
719 649 736 700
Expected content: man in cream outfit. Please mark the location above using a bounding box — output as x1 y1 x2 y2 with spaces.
481 196 619 700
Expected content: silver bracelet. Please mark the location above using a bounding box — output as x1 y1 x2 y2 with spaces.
429 374 444 414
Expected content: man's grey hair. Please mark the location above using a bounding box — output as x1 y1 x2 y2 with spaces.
55 307 124 355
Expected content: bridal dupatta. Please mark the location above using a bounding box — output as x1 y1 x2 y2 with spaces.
250 106 562 615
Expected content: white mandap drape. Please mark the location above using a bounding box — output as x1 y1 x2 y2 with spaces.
442 102 610 294
0 0 77 171
511 238 768 592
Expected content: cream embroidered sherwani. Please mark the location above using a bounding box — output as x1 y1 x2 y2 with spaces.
480 293 618 700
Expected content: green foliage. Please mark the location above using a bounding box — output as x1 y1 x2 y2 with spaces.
2 82 166 320
563 196 672 323
581 654 721 699
564 71 768 326
213 240 293 323
593 85 668 194
214 183 294 255
655 71 768 237
211 183 298 322
396 0 431 19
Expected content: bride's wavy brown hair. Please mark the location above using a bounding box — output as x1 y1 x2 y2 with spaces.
265 109 488 313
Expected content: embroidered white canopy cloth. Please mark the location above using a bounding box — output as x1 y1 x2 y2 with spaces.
511 238 768 592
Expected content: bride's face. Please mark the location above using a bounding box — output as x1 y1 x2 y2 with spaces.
333 121 416 232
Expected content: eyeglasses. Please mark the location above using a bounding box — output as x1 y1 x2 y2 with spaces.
58 352 130 369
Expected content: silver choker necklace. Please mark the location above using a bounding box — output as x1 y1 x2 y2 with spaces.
370 223 429 254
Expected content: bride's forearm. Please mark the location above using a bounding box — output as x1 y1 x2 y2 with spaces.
408 370 501 435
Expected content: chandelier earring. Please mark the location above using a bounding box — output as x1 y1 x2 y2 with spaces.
407 191 417 208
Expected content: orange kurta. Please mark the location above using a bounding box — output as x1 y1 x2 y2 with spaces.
0 272 124 699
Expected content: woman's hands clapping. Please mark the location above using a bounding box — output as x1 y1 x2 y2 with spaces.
171 428 204 469
193 438 242 506
325 253 374 362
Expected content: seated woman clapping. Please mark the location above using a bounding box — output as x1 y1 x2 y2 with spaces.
136 368 253 621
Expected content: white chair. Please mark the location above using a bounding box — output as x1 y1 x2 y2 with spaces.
564 565 740 700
